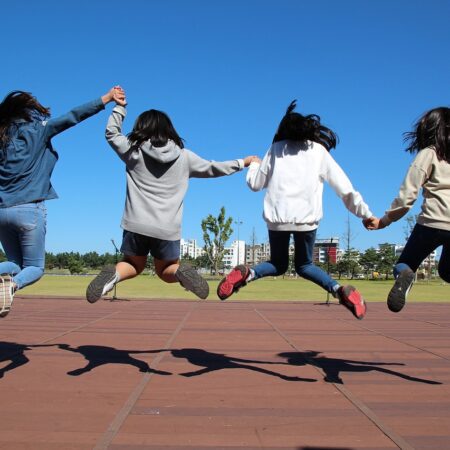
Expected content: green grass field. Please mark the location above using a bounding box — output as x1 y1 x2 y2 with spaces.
19 273 449 303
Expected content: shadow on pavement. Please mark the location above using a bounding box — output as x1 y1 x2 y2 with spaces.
170 348 316 382
57 344 172 376
0 341 58 379
278 350 442 385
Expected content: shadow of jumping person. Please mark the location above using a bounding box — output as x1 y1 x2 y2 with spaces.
278 350 442 385
170 348 316 382
0 341 58 379
58 344 172 376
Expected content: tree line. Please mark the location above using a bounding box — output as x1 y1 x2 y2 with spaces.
0 209 429 279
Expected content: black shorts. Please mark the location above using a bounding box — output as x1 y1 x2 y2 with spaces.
120 230 180 261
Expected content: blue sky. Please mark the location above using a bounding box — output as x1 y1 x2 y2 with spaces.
2 0 449 254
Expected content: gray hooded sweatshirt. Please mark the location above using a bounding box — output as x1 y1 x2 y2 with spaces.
105 106 244 240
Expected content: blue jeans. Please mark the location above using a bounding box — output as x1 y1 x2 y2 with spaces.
0 202 47 289
395 223 450 282
253 229 338 293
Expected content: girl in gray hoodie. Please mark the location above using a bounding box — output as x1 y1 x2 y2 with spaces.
86 90 257 302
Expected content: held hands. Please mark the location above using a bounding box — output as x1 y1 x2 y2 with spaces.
362 216 386 230
243 155 261 167
102 85 127 106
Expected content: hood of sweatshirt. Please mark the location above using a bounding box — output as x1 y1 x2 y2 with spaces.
139 140 182 164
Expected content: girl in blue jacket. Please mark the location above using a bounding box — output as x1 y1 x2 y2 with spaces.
0 87 124 317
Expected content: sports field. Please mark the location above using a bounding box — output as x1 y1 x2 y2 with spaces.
20 273 449 303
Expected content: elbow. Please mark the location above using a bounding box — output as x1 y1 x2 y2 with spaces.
247 182 262 192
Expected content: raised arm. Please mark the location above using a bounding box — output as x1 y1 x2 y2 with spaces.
105 105 132 159
42 87 121 140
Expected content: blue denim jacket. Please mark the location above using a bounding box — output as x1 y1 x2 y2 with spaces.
0 98 105 207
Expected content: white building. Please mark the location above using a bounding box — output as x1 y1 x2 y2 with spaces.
222 240 246 271
180 239 204 259
245 242 271 265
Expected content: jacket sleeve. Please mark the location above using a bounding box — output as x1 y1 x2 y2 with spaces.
323 151 372 219
187 150 244 178
42 98 105 139
246 148 271 191
381 153 430 226
105 105 132 159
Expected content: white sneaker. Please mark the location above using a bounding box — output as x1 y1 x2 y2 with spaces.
0 276 15 318
86 265 118 304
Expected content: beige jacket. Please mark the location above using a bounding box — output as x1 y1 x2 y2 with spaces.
381 147 450 231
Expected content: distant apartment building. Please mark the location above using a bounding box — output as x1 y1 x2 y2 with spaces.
245 242 271 266
394 244 437 272
180 239 204 259
244 237 340 266
222 240 246 270
313 238 339 264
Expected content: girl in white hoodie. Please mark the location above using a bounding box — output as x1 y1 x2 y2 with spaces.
217 101 374 319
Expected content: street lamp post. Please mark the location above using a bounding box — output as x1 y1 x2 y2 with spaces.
234 219 243 266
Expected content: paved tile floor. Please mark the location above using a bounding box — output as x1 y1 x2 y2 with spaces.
1 296 449 450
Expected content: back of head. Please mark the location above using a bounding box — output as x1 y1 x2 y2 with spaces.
404 107 450 162
0 91 50 147
128 109 184 149
273 100 338 151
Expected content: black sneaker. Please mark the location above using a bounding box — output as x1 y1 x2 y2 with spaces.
86 265 118 303
387 268 415 313
176 264 209 299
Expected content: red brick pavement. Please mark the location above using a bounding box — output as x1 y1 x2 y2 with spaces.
1 296 450 450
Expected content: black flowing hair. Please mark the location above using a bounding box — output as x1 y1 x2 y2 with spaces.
404 107 450 162
273 100 338 151
0 91 50 147
127 109 184 149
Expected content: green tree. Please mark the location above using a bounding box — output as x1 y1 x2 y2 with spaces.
83 251 102 269
194 254 211 271
45 252 57 270
67 255 84 274
201 207 233 275
378 243 397 279
403 214 418 242
337 248 360 279
359 247 379 279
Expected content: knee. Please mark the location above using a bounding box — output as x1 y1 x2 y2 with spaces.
123 258 146 275
295 262 312 276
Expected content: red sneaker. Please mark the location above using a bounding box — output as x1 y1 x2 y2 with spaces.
337 285 366 320
217 265 249 300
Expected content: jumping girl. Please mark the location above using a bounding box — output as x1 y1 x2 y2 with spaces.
86 93 257 302
364 106 450 312
217 100 374 319
0 87 123 317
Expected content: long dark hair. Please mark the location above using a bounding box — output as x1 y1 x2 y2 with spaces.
0 91 50 147
273 100 338 151
404 107 450 162
127 109 184 148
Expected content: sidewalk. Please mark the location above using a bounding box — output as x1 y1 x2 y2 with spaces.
1 296 449 450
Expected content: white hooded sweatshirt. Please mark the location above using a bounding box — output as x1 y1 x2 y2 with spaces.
246 140 372 231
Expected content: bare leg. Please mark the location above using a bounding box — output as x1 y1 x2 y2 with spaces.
116 255 148 282
154 258 180 283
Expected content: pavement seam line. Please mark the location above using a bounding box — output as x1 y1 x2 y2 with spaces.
305 301 450 363
0 310 121 362
254 307 416 450
93 301 202 450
